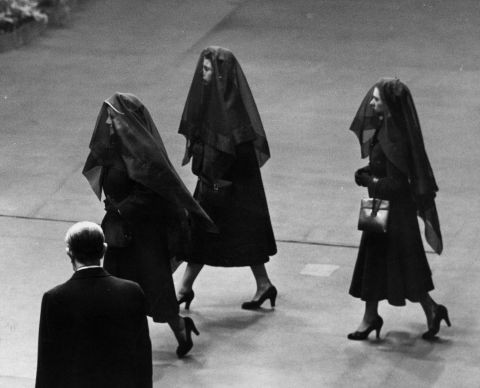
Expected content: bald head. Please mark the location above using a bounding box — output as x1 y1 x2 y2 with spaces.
65 222 106 265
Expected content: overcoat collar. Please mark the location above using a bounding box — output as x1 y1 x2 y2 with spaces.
71 267 110 280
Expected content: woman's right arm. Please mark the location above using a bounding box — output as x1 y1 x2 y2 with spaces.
355 165 371 186
367 160 410 200
111 183 164 221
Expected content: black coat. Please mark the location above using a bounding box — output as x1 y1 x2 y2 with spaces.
349 142 434 306
179 47 276 267
102 165 180 323
188 141 277 267
35 267 152 388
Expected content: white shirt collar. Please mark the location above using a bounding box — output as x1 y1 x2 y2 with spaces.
76 265 101 272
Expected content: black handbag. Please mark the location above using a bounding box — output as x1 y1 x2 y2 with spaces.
197 175 233 207
101 210 132 247
358 197 390 233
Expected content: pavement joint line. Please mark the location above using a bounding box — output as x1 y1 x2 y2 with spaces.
27 162 85 218
0 375 33 380
0 214 357 248
300 264 340 277
0 215 435 254
274 239 434 254
0 214 78 224
276 238 359 249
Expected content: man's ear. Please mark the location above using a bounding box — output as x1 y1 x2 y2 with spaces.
102 243 108 256
66 247 74 260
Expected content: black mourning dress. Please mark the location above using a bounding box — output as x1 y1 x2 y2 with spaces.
349 135 434 306
102 156 179 322
349 78 442 306
179 46 277 267
83 93 215 322
189 141 276 267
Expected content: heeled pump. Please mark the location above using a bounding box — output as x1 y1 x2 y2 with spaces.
177 290 195 310
176 317 200 358
347 316 383 340
241 286 277 310
422 304 451 340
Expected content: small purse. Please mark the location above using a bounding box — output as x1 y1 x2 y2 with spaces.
358 198 390 233
101 210 132 247
197 175 233 207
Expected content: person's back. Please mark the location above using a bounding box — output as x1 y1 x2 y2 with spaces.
36 222 152 388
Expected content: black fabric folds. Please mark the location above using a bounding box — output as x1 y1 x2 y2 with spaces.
179 46 270 168
83 92 216 232
350 78 443 254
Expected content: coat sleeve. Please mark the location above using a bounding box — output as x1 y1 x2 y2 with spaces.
116 182 165 221
134 291 153 388
35 293 64 388
367 159 411 201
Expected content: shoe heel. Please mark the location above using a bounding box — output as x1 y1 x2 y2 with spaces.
348 315 383 341
440 305 451 327
270 296 275 307
375 318 383 339
270 287 277 307
190 321 200 336
444 314 451 327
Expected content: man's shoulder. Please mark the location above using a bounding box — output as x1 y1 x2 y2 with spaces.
105 273 144 293
44 272 141 295
42 273 145 311
101 274 147 308
43 279 71 297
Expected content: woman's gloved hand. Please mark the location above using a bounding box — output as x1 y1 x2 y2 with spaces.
355 168 371 187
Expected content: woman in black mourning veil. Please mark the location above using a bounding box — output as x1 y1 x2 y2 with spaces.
83 93 216 357
176 46 278 310
348 78 450 340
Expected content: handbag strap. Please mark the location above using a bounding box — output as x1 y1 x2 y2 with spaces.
372 199 382 216
371 177 381 216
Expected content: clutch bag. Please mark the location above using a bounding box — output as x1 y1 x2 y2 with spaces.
101 210 132 247
358 198 390 233
198 175 233 207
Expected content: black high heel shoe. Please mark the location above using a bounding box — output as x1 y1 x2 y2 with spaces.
347 316 383 340
241 286 277 310
422 304 451 340
176 317 200 358
177 290 195 310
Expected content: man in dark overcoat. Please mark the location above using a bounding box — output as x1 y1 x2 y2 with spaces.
35 221 152 388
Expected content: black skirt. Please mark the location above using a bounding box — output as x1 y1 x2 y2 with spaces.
349 198 434 306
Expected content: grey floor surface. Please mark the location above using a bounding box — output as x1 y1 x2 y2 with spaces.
1 0 479 387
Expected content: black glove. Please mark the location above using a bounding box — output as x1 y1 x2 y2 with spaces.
355 169 371 187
